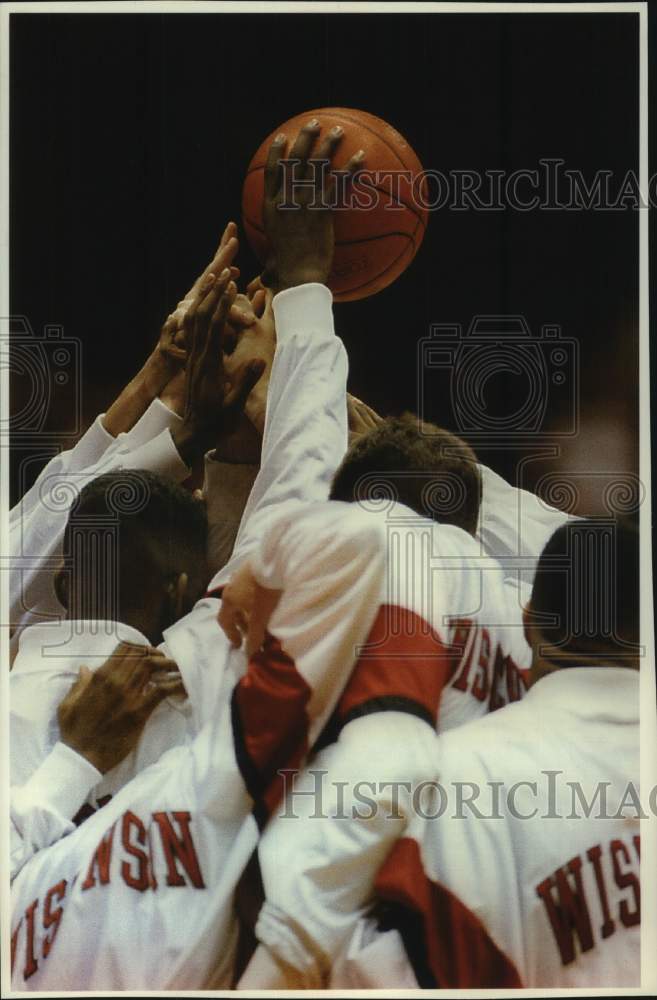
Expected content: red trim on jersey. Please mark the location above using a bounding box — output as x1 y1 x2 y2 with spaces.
376 837 523 988
232 632 312 820
335 604 453 727
233 605 459 822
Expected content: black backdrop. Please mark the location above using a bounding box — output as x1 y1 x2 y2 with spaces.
10 10 641 505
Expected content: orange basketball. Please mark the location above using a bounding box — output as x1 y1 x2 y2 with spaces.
242 108 428 302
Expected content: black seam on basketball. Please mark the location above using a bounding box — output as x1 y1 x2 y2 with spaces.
334 233 418 297
244 162 268 180
243 217 418 247
357 182 426 226
316 110 414 172
244 195 424 296
243 218 422 245
243 221 418 295
243 215 265 234
244 173 427 228
337 232 416 247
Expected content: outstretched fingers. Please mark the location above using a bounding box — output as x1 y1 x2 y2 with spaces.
265 133 288 200
289 118 321 179
207 279 238 362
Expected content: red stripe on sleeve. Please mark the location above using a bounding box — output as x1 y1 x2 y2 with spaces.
336 604 455 727
376 837 522 988
233 633 312 810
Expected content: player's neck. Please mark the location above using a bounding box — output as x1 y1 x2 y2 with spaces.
66 596 161 646
529 652 640 686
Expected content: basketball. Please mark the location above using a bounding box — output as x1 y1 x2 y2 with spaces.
242 108 428 301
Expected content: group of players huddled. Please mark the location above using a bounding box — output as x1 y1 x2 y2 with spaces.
9 121 640 990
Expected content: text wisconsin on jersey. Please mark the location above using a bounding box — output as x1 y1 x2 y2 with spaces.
12 809 205 982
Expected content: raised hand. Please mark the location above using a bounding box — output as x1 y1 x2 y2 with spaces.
347 393 384 446
167 221 242 338
262 119 365 293
93 223 262 439
57 643 184 775
223 287 275 437
172 265 266 465
141 223 244 401
158 226 265 417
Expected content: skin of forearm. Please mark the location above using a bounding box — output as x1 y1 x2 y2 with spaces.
102 351 172 438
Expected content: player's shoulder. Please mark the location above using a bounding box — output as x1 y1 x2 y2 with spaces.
12 622 85 678
301 499 392 555
383 506 485 560
437 696 538 777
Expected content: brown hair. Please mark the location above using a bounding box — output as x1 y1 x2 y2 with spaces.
330 413 482 535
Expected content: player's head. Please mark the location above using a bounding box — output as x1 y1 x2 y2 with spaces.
55 470 208 643
329 414 482 535
524 516 640 682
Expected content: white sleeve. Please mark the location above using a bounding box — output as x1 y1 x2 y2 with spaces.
10 741 102 881
162 501 387 789
253 712 437 988
66 415 116 468
9 415 114 528
8 398 181 536
108 396 183 452
213 284 348 586
9 424 190 635
229 502 387 793
477 463 573 584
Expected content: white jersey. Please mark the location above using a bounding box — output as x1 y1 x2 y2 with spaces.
476 462 571 586
9 620 195 881
371 666 640 988
252 462 574 989
10 500 388 990
253 662 640 991
8 398 189 661
250 504 533 986
8 280 574 987
9 283 348 879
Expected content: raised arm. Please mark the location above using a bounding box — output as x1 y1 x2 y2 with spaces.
237 704 437 989
8 233 249 658
217 500 388 821
209 121 365 586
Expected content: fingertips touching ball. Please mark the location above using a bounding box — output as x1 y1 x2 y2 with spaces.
242 107 428 302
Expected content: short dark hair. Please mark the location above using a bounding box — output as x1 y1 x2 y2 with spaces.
530 517 639 657
63 470 208 616
330 414 482 535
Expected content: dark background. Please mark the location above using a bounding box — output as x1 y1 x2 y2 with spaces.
10 10 642 511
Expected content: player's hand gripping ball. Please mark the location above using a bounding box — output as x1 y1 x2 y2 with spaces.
242 108 428 301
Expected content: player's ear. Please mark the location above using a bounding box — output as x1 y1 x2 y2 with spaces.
54 564 69 611
167 572 189 623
